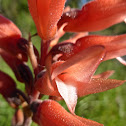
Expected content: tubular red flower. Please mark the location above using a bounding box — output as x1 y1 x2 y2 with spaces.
28 0 66 40
33 100 103 126
58 0 126 32
53 34 126 61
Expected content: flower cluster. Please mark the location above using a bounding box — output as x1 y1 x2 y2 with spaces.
0 0 126 125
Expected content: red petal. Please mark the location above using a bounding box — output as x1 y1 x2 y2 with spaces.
78 78 125 97
36 46 105 100
35 70 55 96
52 46 105 83
51 46 105 113
50 23 66 47
55 77 77 114
0 71 16 97
76 34 126 61
49 42 74 58
28 0 66 40
61 34 126 61
62 32 88 44
34 100 102 126
93 70 115 79
58 0 126 32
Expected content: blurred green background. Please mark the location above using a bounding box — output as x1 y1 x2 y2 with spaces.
0 0 126 126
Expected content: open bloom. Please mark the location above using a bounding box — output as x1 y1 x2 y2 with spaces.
35 45 125 113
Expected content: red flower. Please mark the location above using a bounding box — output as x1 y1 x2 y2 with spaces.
58 0 126 32
35 46 125 113
53 34 126 61
0 15 28 61
33 100 103 126
28 0 66 40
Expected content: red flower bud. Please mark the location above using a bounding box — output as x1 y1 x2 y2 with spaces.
28 0 66 40
33 100 103 126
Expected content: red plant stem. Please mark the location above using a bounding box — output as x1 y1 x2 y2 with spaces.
31 40 51 101
27 34 41 101
40 40 51 67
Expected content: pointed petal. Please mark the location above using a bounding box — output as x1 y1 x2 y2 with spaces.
78 78 126 97
75 34 126 61
0 71 16 97
62 32 88 44
28 0 66 40
34 100 96 126
35 71 55 96
45 43 73 91
52 46 105 83
93 70 115 79
55 77 77 114
50 23 66 47
60 34 126 61
58 0 126 32
35 61 66 96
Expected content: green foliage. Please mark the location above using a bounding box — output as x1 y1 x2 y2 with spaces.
0 95 14 126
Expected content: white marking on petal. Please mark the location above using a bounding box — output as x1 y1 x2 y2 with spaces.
55 77 77 114
124 18 126 23
116 57 126 66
